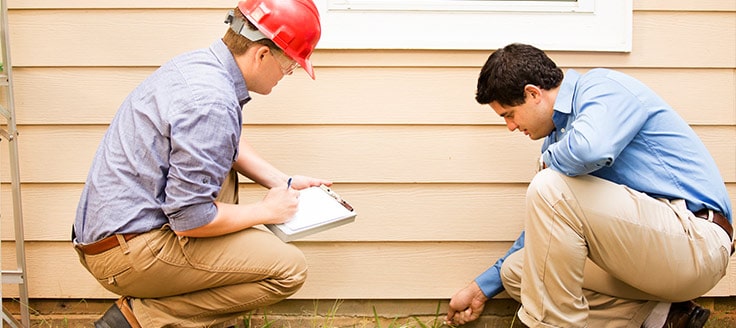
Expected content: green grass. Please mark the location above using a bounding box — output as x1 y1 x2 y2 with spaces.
237 300 456 328
20 297 736 327
410 301 455 328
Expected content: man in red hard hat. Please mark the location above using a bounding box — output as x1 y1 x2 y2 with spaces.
73 1 326 327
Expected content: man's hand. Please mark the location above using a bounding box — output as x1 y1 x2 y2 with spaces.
445 281 489 326
261 186 300 224
287 175 332 190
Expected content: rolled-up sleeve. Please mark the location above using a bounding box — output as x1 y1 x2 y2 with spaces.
163 92 241 232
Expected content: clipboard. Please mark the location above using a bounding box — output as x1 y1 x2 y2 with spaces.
266 185 357 242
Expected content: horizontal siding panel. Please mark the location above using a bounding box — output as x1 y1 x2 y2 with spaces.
635 0 736 11
630 12 736 68
1 184 82 241
2 241 734 299
10 0 736 11
9 9 240 68
1 125 544 183
13 67 736 126
699 127 736 182
3 183 735 242
1 125 734 184
0 241 512 299
8 11 735 68
1 183 529 242
12 66 488 126
14 67 150 125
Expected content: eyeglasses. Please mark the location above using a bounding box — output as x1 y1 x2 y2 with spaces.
270 50 299 75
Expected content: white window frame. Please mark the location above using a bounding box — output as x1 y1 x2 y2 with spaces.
315 0 632 52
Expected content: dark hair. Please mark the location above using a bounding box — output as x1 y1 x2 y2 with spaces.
222 7 279 56
475 43 563 106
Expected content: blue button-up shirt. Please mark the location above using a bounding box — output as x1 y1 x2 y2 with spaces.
74 40 251 244
475 68 733 298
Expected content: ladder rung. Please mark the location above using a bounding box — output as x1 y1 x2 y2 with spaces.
0 103 9 119
1 308 23 328
0 127 10 140
1 270 25 284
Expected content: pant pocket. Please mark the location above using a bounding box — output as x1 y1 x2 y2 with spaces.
84 249 134 295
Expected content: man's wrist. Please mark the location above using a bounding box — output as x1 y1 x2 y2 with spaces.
471 281 489 302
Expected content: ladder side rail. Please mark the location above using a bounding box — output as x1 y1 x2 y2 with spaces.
0 0 30 326
6 136 29 327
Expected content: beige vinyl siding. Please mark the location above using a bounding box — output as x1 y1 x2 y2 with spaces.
2 0 735 300
10 67 736 126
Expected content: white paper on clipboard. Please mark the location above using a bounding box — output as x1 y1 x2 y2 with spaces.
266 185 356 242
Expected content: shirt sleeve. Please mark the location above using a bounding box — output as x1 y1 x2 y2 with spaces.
544 75 649 176
474 231 525 298
163 96 240 231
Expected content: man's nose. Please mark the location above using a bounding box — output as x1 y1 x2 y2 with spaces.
505 119 518 132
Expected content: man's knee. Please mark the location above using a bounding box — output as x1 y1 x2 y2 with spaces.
277 246 309 296
526 169 564 201
288 258 308 294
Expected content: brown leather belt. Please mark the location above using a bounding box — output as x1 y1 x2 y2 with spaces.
76 233 141 255
694 209 734 255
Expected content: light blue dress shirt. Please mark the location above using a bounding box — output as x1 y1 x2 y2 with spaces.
475 68 733 298
74 40 251 244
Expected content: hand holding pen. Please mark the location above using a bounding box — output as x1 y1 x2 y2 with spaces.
260 177 300 224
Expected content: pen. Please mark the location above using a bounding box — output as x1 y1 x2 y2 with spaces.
287 177 292 189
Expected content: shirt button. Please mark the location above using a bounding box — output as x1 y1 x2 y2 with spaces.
560 128 566 133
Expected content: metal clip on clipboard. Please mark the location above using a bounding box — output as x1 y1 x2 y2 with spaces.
320 185 354 211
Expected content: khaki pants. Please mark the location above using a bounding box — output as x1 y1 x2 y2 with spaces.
77 169 307 327
502 169 731 328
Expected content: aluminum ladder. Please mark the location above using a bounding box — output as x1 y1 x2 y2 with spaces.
0 0 30 326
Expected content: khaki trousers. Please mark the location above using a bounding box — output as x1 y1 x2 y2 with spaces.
502 169 731 328
77 169 308 327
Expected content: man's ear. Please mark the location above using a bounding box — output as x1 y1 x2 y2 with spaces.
254 45 271 64
234 45 271 84
524 84 542 102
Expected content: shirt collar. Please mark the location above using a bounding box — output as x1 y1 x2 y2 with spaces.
554 69 579 115
551 69 580 130
210 39 251 107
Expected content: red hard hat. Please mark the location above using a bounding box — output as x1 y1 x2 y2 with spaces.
237 0 321 79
